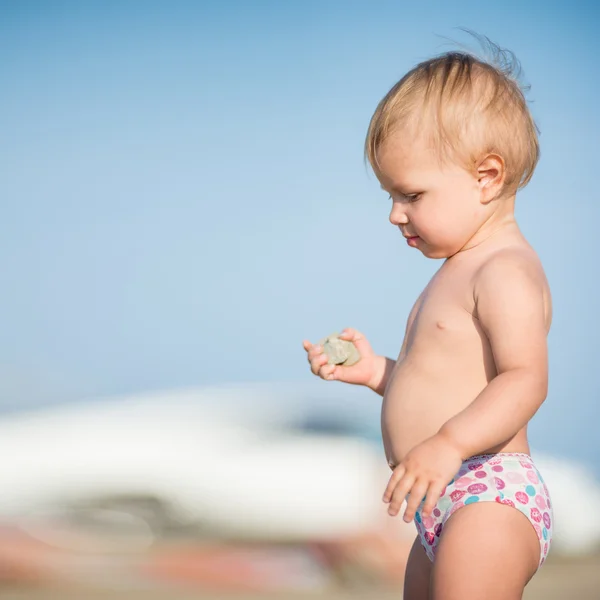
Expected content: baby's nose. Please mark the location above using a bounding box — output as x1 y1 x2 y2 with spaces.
389 203 409 226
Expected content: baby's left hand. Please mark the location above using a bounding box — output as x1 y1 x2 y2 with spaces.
383 433 464 522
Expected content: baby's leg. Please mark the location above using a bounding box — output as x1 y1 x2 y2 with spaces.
430 502 539 600
403 535 432 600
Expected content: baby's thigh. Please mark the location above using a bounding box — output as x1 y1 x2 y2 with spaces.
403 535 432 600
431 502 539 600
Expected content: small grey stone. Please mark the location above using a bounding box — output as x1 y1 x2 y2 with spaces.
318 332 361 367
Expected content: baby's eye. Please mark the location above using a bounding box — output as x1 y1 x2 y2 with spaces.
387 192 422 203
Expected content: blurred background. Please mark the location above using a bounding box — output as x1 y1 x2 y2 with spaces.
1 0 599 598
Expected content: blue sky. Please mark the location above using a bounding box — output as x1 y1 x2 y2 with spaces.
1 1 599 471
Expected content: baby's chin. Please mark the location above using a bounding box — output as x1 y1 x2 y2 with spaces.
415 237 470 259
414 242 452 260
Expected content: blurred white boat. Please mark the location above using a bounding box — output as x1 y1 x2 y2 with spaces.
0 381 597 556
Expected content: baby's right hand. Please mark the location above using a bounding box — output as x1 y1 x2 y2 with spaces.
302 328 383 390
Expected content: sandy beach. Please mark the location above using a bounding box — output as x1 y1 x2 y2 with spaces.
0 553 597 600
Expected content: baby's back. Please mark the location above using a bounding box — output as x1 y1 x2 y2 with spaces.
382 237 551 468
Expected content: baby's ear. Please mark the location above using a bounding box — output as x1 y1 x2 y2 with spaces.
476 154 506 203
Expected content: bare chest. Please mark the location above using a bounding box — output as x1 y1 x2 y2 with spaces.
402 266 481 355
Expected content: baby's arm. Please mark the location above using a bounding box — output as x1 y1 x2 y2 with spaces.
439 252 549 459
336 329 396 395
370 356 396 396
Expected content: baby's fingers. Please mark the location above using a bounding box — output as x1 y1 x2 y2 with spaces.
387 473 415 517
307 344 326 372
421 482 446 518
403 479 429 523
306 343 323 362
383 464 406 503
303 340 340 381
319 364 337 380
310 353 328 376
307 347 337 380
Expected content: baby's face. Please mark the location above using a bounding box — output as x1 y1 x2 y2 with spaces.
377 135 489 259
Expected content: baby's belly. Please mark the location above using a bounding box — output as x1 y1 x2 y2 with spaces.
381 355 489 467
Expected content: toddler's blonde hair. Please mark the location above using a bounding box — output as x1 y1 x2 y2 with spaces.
365 37 539 195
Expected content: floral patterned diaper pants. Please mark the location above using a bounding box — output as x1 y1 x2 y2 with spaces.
414 452 553 568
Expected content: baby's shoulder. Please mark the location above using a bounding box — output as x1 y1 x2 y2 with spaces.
473 244 546 288
471 244 551 325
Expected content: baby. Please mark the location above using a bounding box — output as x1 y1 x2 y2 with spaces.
303 41 552 599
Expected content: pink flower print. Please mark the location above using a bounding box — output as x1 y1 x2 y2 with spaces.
506 471 525 484
434 523 443 537
526 470 539 484
533 523 542 539
450 489 467 503
519 460 533 469
543 484 550 497
547 498 552 509
535 495 547 510
515 491 529 505
468 462 483 471
543 512 551 529
499 498 515 508
494 477 506 490
488 457 502 465
474 470 487 479
454 476 473 488
425 531 435 545
544 542 548 556
467 483 488 495
439 487 446 497
530 507 542 523
422 515 435 529
492 465 504 472
433 508 441 517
